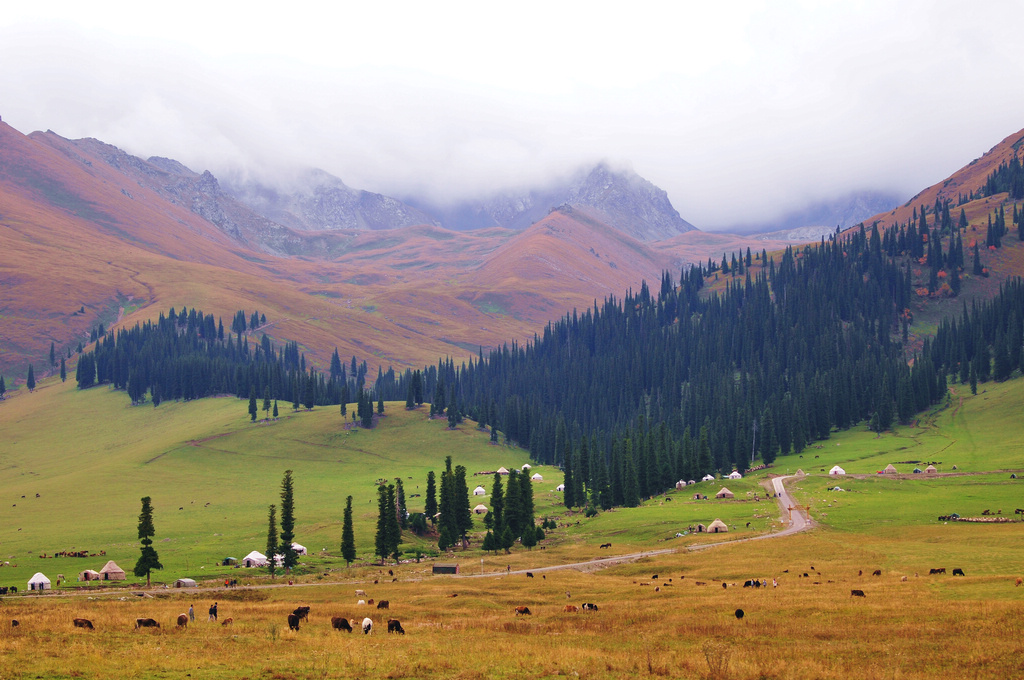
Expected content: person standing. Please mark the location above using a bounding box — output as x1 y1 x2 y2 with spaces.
209 602 218 621
188 604 194 622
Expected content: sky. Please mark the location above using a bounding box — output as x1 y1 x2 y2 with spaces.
2 1 1024 230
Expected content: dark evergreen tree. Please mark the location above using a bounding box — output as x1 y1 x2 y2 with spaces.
266 504 278 578
375 484 391 564
395 478 408 529
49 341 55 367
26 365 35 391
425 471 438 524
133 496 162 587
248 387 258 422
279 470 298 572
60 357 66 383
341 495 356 567
490 472 505 532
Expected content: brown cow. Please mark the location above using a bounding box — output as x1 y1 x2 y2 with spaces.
850 589 866 597
176 614 188 628
73 618 94 630
377 600 389 609
564 604 579 613
221 617 233 626
135 618 160 629
331 616 353 632
514 606 531 616
293 606 310 620
287 613 300 631
1016 577 1023 587
387 618 405 634
929 568 946 575
872 570 882 576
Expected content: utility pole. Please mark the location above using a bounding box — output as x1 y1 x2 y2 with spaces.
751 418 758 464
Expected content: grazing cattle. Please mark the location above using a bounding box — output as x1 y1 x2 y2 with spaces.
735 609 744 619
851 589 866 597
581 603 599 611
526 572 534 578
651 574 659 580
221 618 233 626
743 580 754 588
514 606 531 616
564 605 579 613
135 618 160 629
901 576 908 582
368 599 374 606
362 617 373 634
952 568 965 576
929 568 946 575
358 600 366 605
387 618 405 634
287 614 300 631
388 570 394 576
293 606 311 620
377 600 390 610
176 614 188 628
355 589 367 597
722 583 728 589
872 570 882 576
694 581 706 586
331 617 353 632
599 543 612 549
11 620 19 627
1015 577 1023 586
73 618 94 630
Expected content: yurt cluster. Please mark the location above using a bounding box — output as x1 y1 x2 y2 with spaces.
470 464 545 516
27 560 127 591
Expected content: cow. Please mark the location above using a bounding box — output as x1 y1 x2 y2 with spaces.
287 614 300 631
377 600 390 610
135 618 160 629
901 576 908 582
872 570 881 576
514 606 531 616
387 618 405 634
599 543 612 549
1016 577 1023 587
293 606 311 621
221 618 233 626
564 605 579 613
651 574 659 580
581 603 598 611
357 600 366 606
362 617 373 634
176 614 188 628
368 599 375 606
526 572 534 578
735 609 744 619
355 589 367 597
952 568 965 576
850 589 866 598
73 618 94 630
929 568 946 575
743 580 754 588
331 617 353 632
11 620 19 627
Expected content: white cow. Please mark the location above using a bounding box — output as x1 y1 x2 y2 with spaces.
362 617 373 634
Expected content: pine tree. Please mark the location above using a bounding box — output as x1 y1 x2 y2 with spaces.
482 530 497 553
375 484 391 564
273 400 279 418
438 525 453 552
454 464 473 546
378 393 385 415
341 495 356 567
279 470 298 572
425 471 438 523
490 472 505 531
60 357 66 383
26 365 35 391
266 504 278 578
49 342 56 367
499 525 515 554
385 484 401 563
248 387 258 421
0 375 5 399
521 524 538 550
132 496 162 587
263 387 271 419
395 478 408 529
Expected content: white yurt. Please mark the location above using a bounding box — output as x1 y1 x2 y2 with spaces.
715 487 735 499
688 480 697 486
291 542 307 556
243 551 268 568
727 471 742 480
473 504 488 515
675 480 687 490
28 572 51 591
473 486 487 496
829 465 846 475
555 484 565 492
78 569 101 582
702 474 715 482
521 464 532 471
174 578 198 588
707 519 729 533
100 560 126 581
531 473 543 482
925 465 938 474
497 467 510 475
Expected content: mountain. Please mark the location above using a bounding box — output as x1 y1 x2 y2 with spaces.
726 190 903 237
224 169 437 232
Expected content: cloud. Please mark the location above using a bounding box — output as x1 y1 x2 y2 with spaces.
2 2 1024 230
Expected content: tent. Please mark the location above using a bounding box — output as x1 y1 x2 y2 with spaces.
925 465 937 474
473 504 488 515
715 487 734 499
688 480 696 486
702 474 715 482
222 557 238 566
78 569 101 582
727 471 742 480
521 464 532 470
473 486 486 496
243 550 268 568
496 467 509 475
531 473 543 481
707 519 729 533
795 469 805 476
28 572 51 590
291 543 307 556
555 484 565 491
695 523 706 532
174 578 197 588
675 480 687 490
100 560 126 581
883 464 898 474
829 465 846 475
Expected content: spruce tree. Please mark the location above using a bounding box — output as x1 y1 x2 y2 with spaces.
490 472 504 532
133 496 162 587
60 358 66 383
248 387 258 421
341 495 356 567
279 470 298 572
378 393 385 415
521 524 537 550
499 525 515 554
273 400 279 418
425 471 438 524
266 504 278 578
375 484 391 564
263 387 271 419
26 365 35 391
395 478 408 529
454 464 473 546
386 483 401 563
49 342 55 367
0 375 5 398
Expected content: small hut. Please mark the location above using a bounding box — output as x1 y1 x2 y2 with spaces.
829 465 846 475
78 569 101 582
688 480 696 486
707 519 729 533
473 486 487 496
100 560 126 581
727 471 742 480
795 469 805 476
702 474 715 482
432 563 460 575
521 464 532 471
883 464 898 474
531 473 543 482
695 523 706 533
925 465 937 474
496 467 510 475
715 487 734 499
28 573 51 590
473 504 488 515
675 480 687 490
222 557 238 566
555 484 565 491
243 551 268 568
291 542 307 556
174 578 197 588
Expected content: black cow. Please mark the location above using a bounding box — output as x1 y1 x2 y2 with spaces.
135 618 160 629
387 618 405 634
952 568 965 576
581 603 599 611
377 600 390 609
526 572 534 578
872 570 882 576
288 613 300 631
293 606 311 620
331 616 353 632
850 589 866 597
73 618 94 630
929 568 946 575
735 609 744 619
11 620 18 627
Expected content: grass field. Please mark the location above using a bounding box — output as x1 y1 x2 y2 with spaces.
3 369 1024 678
